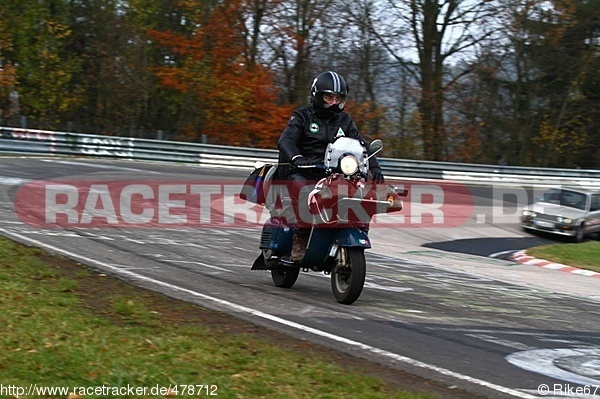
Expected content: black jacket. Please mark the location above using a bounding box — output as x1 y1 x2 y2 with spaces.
277 105 380 177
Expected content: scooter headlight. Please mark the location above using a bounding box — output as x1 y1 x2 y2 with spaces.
339 155 359 175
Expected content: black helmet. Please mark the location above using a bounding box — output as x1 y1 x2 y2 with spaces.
310 71 349 115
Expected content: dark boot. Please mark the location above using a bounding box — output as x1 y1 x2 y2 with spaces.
284 229 309 263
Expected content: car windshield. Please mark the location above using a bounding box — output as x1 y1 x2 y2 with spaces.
541 189 587 210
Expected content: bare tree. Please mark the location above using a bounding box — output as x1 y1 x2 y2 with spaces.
260 0 336 105
487 0 600 167
241 0 269 70
348 0 503 160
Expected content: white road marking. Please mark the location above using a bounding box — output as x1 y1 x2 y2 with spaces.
0 176 31 185
0 158 157 186
167 259 233 273
40 159 160 173
0 227 538 399
490 250 518 258
466 334 537 351
507 347 600 386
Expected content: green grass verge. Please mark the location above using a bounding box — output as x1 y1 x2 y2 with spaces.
0 236 447 399
526 241 600 273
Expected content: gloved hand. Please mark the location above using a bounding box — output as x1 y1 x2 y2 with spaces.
291 156 313 168
370 167 385 184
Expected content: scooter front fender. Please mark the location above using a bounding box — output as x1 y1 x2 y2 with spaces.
303 228 371 266
331 228 371 249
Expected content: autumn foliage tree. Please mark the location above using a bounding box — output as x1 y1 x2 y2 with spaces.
150 0 292 148
0 0 83 126
1 0 599 167
0 20 18 118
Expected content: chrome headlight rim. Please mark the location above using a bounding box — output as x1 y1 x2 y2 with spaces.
339 155 359 175
558 216 574 224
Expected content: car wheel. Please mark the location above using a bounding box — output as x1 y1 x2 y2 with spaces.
573 223 585 243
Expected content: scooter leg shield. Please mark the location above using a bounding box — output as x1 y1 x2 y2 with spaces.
258 217 293 253
332 228 372 248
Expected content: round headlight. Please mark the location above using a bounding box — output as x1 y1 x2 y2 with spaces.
559 217 573 224
522 210 533 216
340 155 359 175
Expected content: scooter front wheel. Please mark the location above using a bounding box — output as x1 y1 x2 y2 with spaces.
331 248 366 305
271 266 300 288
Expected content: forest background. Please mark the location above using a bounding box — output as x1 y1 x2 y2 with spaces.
0 0 599 168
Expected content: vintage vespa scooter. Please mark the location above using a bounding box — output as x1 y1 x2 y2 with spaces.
242 137 406 305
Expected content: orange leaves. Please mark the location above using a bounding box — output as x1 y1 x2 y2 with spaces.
346 100 385 140
532 116 588 167
0 63 18 91
149 0 291 148
148 31 201 57
0 20 18 117
192 69 293 148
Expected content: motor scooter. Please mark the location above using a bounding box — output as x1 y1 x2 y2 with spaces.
243 137 407 305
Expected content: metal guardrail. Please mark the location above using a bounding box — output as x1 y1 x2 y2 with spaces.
1 126 599 188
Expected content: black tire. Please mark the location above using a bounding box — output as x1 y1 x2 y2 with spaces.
271 266 300 288
573 223 585 243
331 248 366 305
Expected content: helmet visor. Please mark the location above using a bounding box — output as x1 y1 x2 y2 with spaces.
321 91 347 109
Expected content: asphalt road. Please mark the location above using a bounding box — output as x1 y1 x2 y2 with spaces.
0 156 598 399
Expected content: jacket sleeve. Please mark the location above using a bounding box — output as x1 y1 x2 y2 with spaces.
277 110 304 163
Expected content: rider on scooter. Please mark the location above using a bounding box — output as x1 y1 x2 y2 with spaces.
277 71 385 263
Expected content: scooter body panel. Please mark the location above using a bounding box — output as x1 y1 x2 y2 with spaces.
302 228 332 266
259 217 293 253
303 228 371 266
330 228 371 249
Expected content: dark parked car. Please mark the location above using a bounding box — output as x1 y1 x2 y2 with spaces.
521 187 600 242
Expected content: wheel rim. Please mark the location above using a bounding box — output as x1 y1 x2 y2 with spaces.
334 266 352 293
331 248 366 305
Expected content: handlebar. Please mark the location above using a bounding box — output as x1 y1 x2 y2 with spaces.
296 164 326 169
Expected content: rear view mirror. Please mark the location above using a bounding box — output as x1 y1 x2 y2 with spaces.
368 139 383 158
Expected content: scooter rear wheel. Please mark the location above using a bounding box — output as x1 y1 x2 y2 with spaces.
271 266 300 288
331 248 366 305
